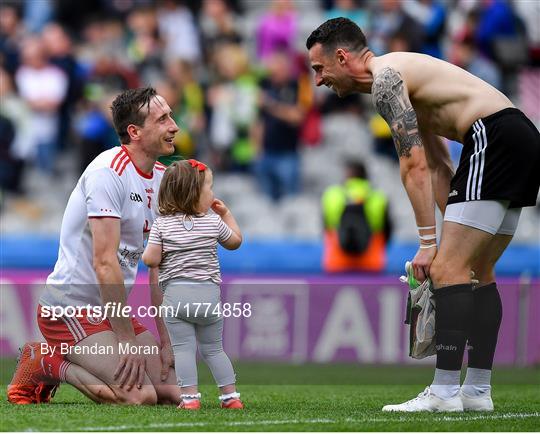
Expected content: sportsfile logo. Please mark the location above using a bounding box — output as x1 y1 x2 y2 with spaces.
39 302 253 321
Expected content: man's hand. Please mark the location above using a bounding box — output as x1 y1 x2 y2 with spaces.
114 339 146 390
411 246 437 282
159 343 174 382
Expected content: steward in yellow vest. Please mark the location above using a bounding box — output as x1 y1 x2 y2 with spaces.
321 161 392 272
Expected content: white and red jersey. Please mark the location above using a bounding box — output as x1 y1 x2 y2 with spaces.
41 145 166 308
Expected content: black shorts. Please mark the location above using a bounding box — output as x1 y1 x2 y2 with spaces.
447 108 540 208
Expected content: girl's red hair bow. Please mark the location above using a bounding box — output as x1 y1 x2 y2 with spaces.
187 159 207 171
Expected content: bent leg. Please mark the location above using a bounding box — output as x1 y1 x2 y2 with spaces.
66 331 157 405
428 221 495 392
430 221 495 287
463 229 516 405
63 363 117 403
134 331 180 405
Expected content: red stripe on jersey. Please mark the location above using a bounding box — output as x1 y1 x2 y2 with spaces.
121 145 153 179
110 149 125 170
114 153 129 174
155 166 165 171
118 157 130 176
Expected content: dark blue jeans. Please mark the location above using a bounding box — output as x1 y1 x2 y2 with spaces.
256 152 300 201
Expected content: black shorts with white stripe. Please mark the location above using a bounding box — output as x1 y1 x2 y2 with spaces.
447 107 540 209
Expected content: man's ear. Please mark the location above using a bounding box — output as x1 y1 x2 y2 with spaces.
126 124 140 141
336 48 348 65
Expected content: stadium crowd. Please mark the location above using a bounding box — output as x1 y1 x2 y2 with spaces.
1 0 539 239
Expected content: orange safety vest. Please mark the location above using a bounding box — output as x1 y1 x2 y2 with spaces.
321 178 388 273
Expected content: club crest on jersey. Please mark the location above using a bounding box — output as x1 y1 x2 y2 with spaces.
87 314 105 325
182 215 194 231
130 192 143 202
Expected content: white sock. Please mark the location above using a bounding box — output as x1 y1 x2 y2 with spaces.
430 384 460 399
219 392 240 401
431 369 460 399
181 393 201 402
462 368 491 396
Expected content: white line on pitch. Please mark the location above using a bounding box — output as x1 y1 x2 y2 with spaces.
58 412 540 432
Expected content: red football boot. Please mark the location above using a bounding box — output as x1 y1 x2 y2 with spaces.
7 342 59 404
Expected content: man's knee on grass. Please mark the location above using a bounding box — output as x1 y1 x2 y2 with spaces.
115 386 158 405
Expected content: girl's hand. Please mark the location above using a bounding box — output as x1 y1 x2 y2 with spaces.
211 199 229 217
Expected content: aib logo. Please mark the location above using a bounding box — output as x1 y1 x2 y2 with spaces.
130 192 143 202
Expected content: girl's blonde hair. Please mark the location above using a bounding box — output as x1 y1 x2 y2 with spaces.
158 160 209 216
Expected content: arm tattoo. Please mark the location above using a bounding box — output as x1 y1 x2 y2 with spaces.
372 67 422 158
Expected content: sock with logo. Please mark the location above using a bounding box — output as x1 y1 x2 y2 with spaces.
467 282 502 370
42 352 71 383
433 284 474 371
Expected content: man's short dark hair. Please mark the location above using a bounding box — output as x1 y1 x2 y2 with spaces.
110 87 157 144
306 17 367 54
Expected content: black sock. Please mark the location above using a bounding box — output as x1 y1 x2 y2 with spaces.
433 284 474 371
467 282 502 370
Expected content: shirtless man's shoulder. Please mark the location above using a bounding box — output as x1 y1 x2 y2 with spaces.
368 52 514 142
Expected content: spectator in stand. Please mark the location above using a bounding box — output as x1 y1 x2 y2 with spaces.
23 0 53 34
256 0 297 62
0 2 25 75
126 6 163 84
42 23 84 151
321 159 392 273
513 0 540 65
475 0 521 63
15 36 68 175
74 90 117 174
325 0 369 34
207 43 259 171
369 0 424 55
164 60 207 160
401 0 446 59
452 35 502 89
157 0 201 64
199 0 243 66
255 50 307 201
0 66 32 193
77 18 129 68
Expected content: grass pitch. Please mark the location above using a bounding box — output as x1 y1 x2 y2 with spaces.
1 360 538 431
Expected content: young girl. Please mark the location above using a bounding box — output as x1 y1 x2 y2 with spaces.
142 159 243 410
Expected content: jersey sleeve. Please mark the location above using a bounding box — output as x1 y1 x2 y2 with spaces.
84 167 125 218
147 219 163 246
217 216 233 243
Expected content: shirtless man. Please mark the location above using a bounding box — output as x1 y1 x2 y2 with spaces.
8 87 182 406
307 18 540 412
